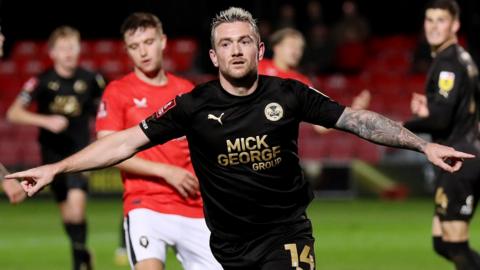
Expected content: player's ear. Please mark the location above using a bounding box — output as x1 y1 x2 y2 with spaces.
209 49 219 67
452 18 460 34
258 41 265 61
160 34 167 51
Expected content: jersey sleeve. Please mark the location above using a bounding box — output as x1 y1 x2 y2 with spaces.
404 60 460 133
17 76 41 106
95 82 126 132
139 94 190 145
290 80 346 128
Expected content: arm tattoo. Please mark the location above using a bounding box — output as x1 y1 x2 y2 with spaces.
335 108 427 152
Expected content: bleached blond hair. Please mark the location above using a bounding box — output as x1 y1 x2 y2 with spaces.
210 7 260 48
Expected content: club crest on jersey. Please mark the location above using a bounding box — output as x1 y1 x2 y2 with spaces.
139 236 149 248
73 80 87 94
48 81 60 91
264 102 283 121
155 99 176 118
133 97 148 108
438 71 455 98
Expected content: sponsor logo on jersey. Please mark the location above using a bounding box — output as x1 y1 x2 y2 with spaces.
155 99 176 118
48 81 60 91
133 97 148 108
49 95 81 116
438 71 455 98
208 112 224 125
460 195 474 215
217 134 282 171
73 80 87 94
97 101 107 118
264 102 283 121
139 236 149 248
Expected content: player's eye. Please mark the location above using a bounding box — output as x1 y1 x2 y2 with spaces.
128 44 138 50
145 39 154 45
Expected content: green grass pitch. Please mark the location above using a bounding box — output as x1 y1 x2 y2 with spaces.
0 198 478 269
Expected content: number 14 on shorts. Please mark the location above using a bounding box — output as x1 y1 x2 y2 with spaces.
284 243 315 270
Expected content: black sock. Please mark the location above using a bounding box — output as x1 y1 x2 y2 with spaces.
444 241 480 270
64 222 91 270
433 236 451 261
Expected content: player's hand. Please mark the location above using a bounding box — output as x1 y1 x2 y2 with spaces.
2 179 27 204
423 143 475 173
161 165 200 199
410 93 429 117
5 164 58 197
44 115 69 133
351 89 371 110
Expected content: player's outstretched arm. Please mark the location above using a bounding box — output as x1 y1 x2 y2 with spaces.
334 107 474 173
5 125 151 197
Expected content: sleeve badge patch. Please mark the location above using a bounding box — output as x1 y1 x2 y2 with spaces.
438 71 455 98
155 99 176 118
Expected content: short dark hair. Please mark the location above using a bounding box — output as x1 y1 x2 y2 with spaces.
426 0 460 19
270 28 305 48
120 12 163 36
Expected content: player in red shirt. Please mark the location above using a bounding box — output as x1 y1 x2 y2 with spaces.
259 27 370 134
95 13 220 270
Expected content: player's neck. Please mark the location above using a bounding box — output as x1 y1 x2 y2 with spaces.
273 58 291 72
431 36 457 57
54 64 76 78
134 67 168 86
219 72 258 96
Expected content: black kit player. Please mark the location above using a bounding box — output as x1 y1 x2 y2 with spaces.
7 7 476 270
7 26 104 270
404 1 480 269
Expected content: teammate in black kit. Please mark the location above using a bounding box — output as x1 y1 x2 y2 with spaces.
6 26 104 270
404 1 480 269
6 7 475 270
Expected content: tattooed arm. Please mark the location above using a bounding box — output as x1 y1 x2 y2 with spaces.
334 107 474 172
335 108 427 152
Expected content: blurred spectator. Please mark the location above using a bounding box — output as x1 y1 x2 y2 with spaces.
332 0 370 73
302 23 335 74
274 3 297 30
301 0 325 34
332 0 370 44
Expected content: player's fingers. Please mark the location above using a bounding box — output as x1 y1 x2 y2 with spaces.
435 159 455 173
451 160 463 172
5 171 29 179
451 151 475 159
183 181 198 197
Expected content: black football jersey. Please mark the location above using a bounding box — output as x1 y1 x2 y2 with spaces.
19 67 105 156
140 75 345 239
405 45 480 149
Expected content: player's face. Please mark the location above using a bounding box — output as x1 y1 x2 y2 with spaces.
209 21 264 80
424 8 459 48
274 36 304 69
50 36 80 70
124 27 166 75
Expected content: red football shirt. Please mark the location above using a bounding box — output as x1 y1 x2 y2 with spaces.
96 72 203 217
258 59 313 87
